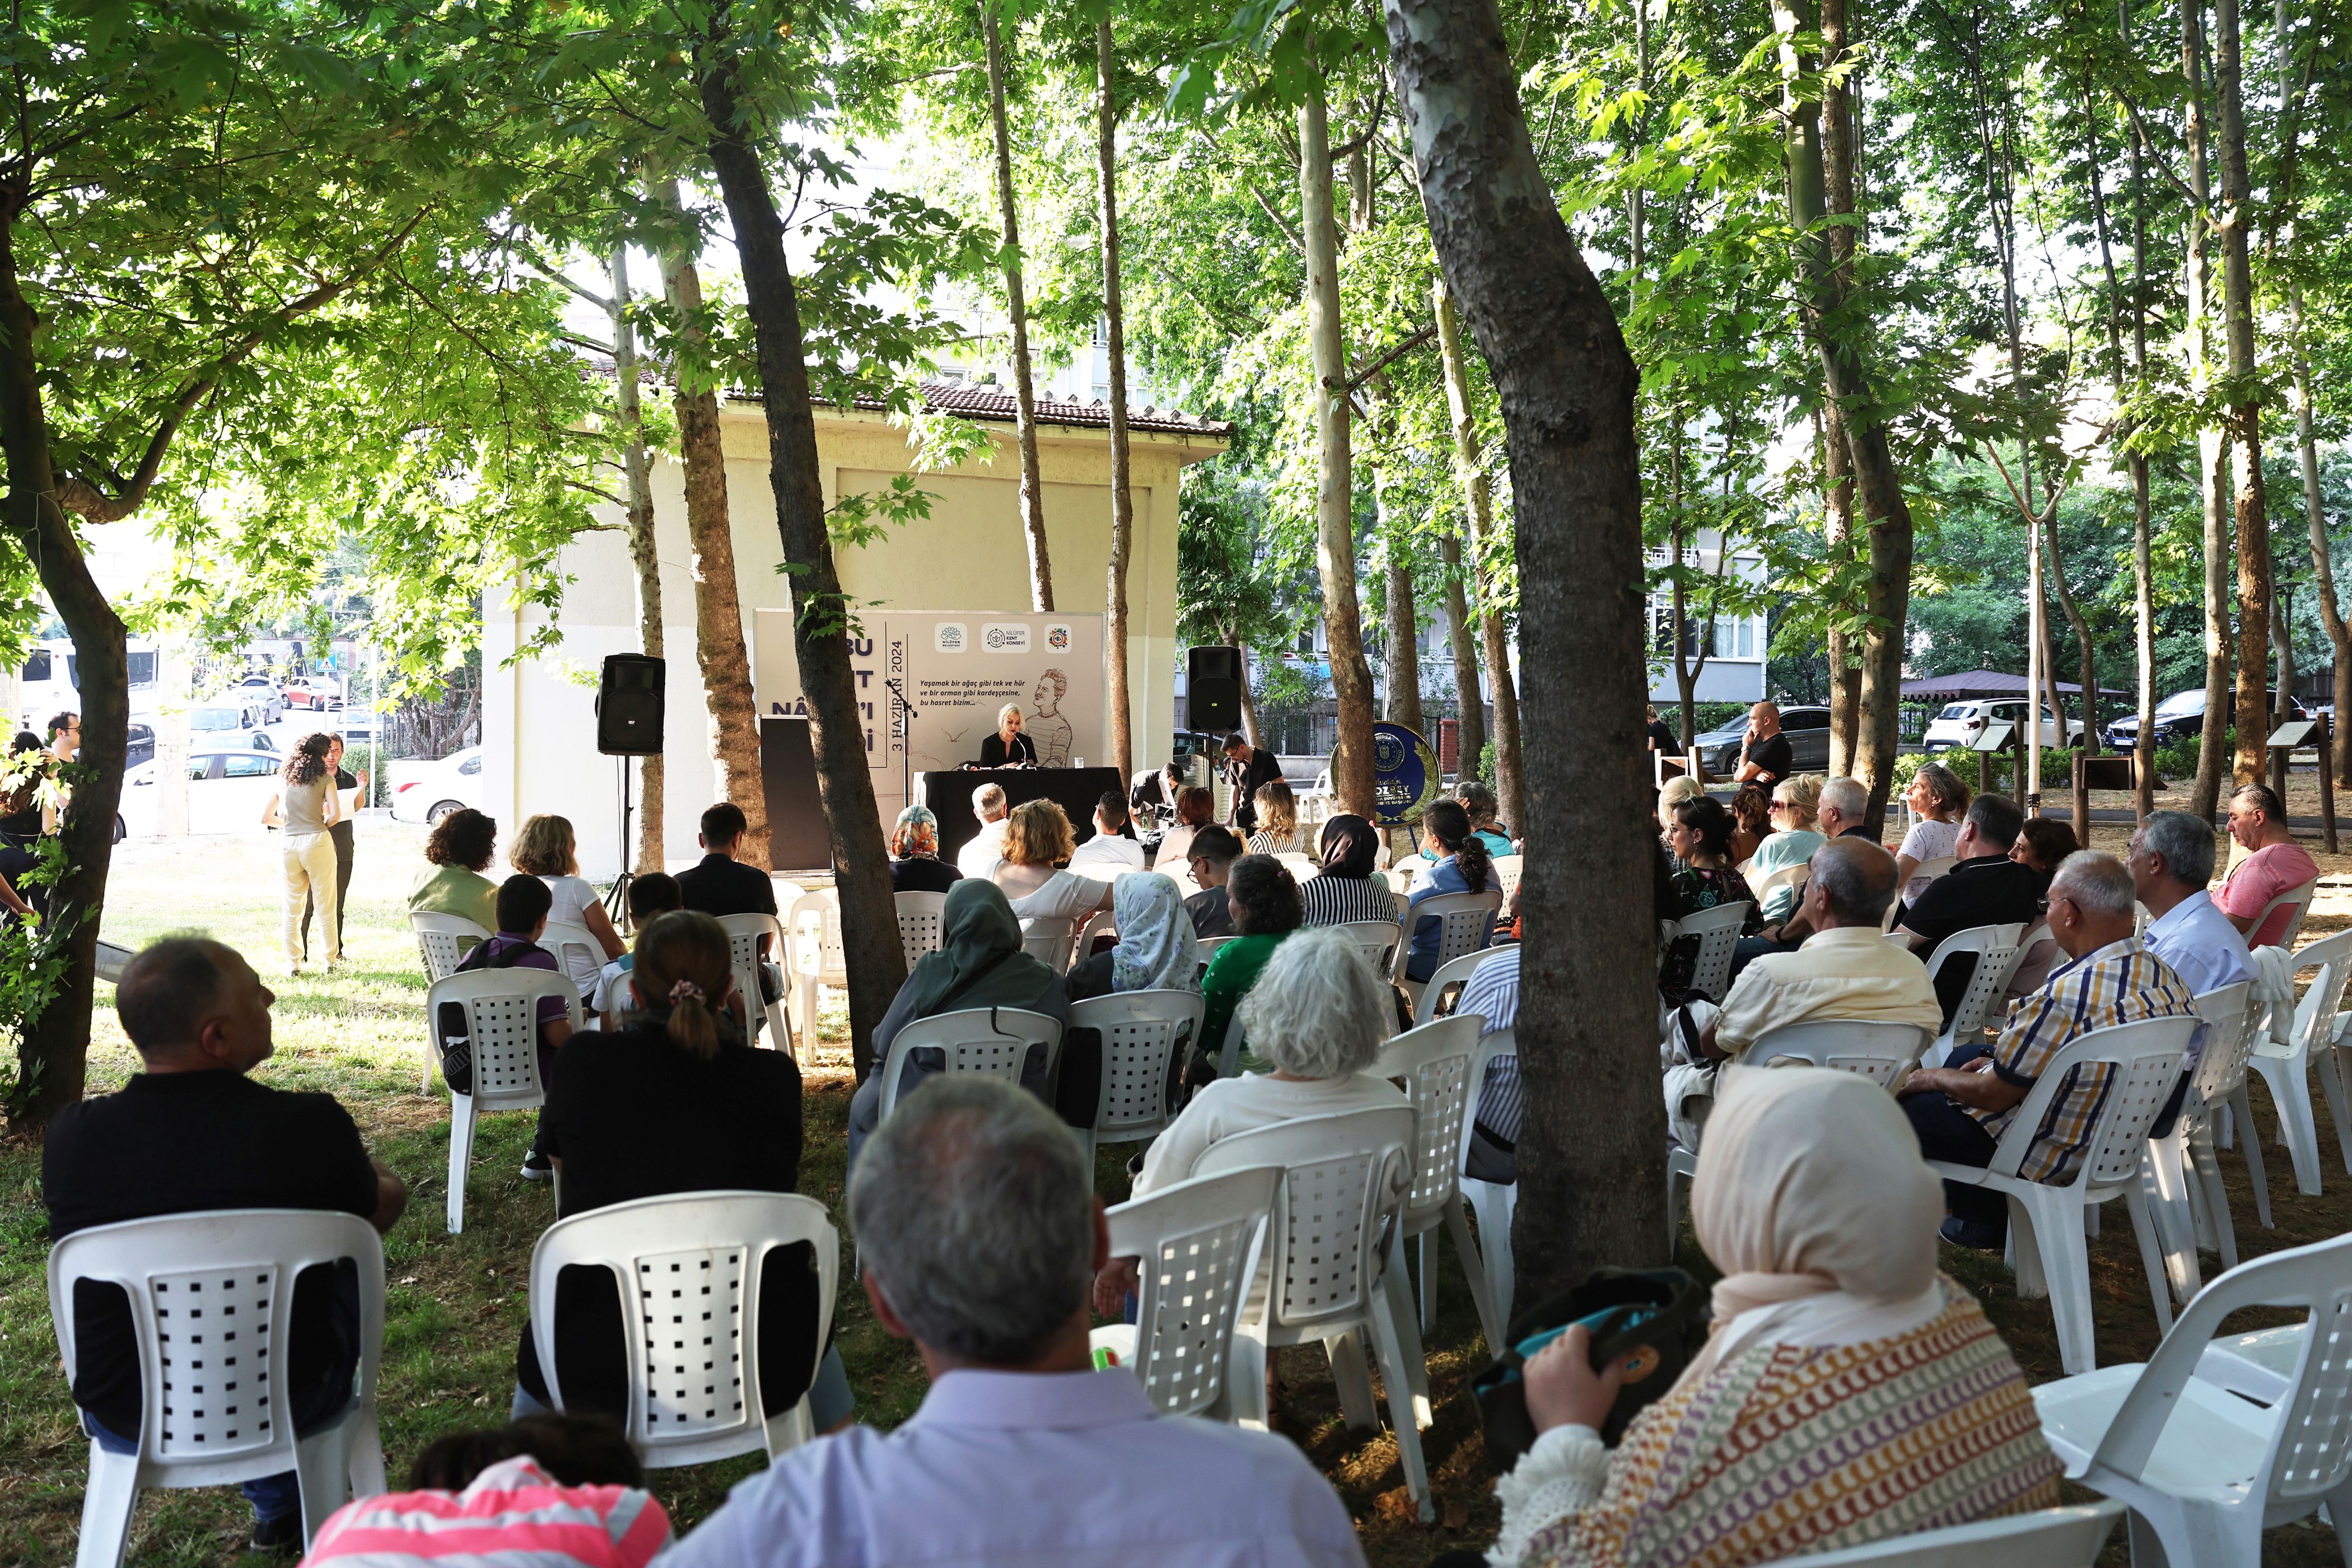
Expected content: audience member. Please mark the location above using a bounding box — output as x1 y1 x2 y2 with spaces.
1814 775 1874 840
1452 944 1522 1183
1900 850 2197 1248
44 939 407 1552
1727 784 1771 865
1154 785 1215 869
978 702 1037 767
261 731 344 976
2009 816 2078 882
1658 796 1758 1001
1731 700 1793 787
409 806 502 937
1301 813 1398 927
1067 790 1147 875
1892 793 2044 1023
1727 777 1875 977
2130 810 2255 996
888 804 963 894
661 1077 1366 1568
2216 782 2318 947
1066 872 1200 1001
1644 703 1678 753
510 814 626 992
846 880 1069 1164
1196 855 1305 1076
298 734 366 970
1893 762 1970 902
1486 1068 2059 1567
1744 776 1824 926
675 801 783 1032
1655 776 1704 863
307 1413 670 1567
1221 730 1284 836
450 875 577 1182
957 783 1012 878
589 872 682 1024
516 911 848 1434
1245 777 1308 855
1457 781 1515 854
1404 799 1500 984
1181 825 1243 937
998 799 1116 921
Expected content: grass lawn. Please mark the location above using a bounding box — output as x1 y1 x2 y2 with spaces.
2 816 2349 1566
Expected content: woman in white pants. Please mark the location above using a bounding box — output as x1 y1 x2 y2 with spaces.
263 732 342 975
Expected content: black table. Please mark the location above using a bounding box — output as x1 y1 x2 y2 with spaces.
918 768 1127 865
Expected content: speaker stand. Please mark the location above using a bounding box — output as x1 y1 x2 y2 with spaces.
604 755 637 933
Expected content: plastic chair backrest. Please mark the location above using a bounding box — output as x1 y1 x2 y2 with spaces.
1757 1502 2124 1566
1910 854 1957 884
538 921 605 992
1104 1165 1278 1418
1074 910 1117 964
1414 945 1511 1026
1491 854 1524 902
1456 1028 1516 1169
528 1191 837 1468
1373 1016 1485 1220
1750 1020 1935 1088
876 1006 1066 1121
1670 899 1752 1004
1020 914 1077 972
427 969 584 1109
1275 852 1318 880
1072 989 1206 1143
2284 930 2352 1056
1331 920 1404 979
1921 922 2028 1042
1986 1013 2204 1188
1399 890 1504 983
47 1210 384 1480
787 890 848 981
2252 878 2319 949
410 911 489 982
893 891 948 968
1747 862 1809 901
1192 1106 1415 1332
1380 865 1416 897
714 911 784 1020
1194 935 1235 969
2184 981 2260 1127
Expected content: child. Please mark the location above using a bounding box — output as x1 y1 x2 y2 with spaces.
590 873 681 1028
440 875 573 1182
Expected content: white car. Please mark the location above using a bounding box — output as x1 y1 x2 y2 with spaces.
391 746 484 826
226 674 287 723
117 749 290 838
1921 699 2087 753
190 698 279 742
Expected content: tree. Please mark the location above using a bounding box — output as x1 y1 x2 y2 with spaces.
1434 281 1523 826
981 0 1056 612
1096 12 1138 779
609 248 668 874
2212 0 2273 787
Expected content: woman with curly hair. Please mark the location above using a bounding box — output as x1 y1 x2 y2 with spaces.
408 806 502 940
262 732 342 974
1728 785 1772 865
993 799 1114 922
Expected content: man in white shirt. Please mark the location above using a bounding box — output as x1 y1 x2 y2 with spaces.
1065 790 1147 876
2129 810 2256 997
955 783 1011 878
659 1077 1366 1568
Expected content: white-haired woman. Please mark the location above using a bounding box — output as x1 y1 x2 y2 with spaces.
979 703 1036 768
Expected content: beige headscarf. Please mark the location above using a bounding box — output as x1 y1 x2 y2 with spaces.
1685 1065 1944 1379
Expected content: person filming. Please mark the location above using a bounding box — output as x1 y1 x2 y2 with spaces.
979 703 1038 768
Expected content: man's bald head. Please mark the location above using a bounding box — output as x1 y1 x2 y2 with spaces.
1749 701 1781 732
1808 836 1898 927
116 937 274 1071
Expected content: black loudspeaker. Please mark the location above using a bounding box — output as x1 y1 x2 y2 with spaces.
1187 646 1243 734
596 654 666 755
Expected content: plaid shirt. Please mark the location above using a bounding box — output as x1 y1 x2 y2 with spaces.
1969 935 2197 1183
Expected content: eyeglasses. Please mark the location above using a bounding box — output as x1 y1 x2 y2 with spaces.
1767 800 1793 813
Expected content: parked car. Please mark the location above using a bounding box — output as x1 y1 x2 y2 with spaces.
116 748 289 838
2105 688 2308 751
283 676 343 711
225 674 286 723
123 721 155 771
1691 704 1833 779
190 697 277 739
1922 699 2087 753
390 746 483 827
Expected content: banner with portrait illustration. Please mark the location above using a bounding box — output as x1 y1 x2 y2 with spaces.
752 609 1107 822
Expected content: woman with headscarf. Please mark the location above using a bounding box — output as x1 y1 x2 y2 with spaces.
887 803 963 894
844 879 1070 1164
1487 1067 2059 1568
1300 813 1398 927
1066 872 1200 1001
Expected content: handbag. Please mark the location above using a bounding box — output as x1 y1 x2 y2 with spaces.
1469 1266 1710 1463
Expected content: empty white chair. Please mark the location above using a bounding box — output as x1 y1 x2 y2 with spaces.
1880 855 1957 931
1664 899 1752 1004
784 889 848 1052
1070 990 1206 1168
2246 930 2352 1198
1330 919 1404 981
893 889 948 968
50 1210 389 1564
1925 1012 2203 1376
1089 1166 1278 1421
1193 934 1235 971
2143 982 2261 1306
1490 853 1524 904
409 910 488 986
714 912 791 1053
1413 944 1512 1027
1375 1016 1506 1361
2033 1232 2352 1568
1194 1107 1435 1520
1393 889 1504 1012
431 968 582 1234
1380 864 1417 897
1019 914 1079 973
528 1191 837 1468
1750 1503 2123 1567
1458 1032 1519 1325
875 1006 1065 1122
1916 922 2027 1060
1749 1019 1934 1089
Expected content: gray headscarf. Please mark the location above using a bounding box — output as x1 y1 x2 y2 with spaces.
1110 872 1200 993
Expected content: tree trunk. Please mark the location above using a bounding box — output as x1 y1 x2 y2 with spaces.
981 0 1053 612
2108 11 2159 817
1437 531 1485 778
657 194 771 871
1382 531 1424 734
2182 0 2231 822
1821 0 1863 781
2293 294 2351 786
1433 278 1523 827
2214 0 2271 787
611 244 666 875
1096 17 1133 778
1385 0 1662 1291
1300 87 1377 819
1822 401 1861 778
700 45 906 1079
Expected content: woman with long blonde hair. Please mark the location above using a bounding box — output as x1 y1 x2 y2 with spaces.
1245 777 1305 855
508 813 624 988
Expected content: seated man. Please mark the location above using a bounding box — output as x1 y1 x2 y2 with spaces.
44 939 407 1553
590 872 682 1026
659 1077 1366 1568
1180 825 1244 939
2216 782 2318 947
676 801 781 1034
1891 792 2043 1028
1453 942 1523 1183
1727 776 1881 977
956 783 1012 879
2130 809 2256 997
1898 850 2197 1249
1066 789 1147 875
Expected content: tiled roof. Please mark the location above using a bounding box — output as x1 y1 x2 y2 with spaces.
819 377 1231 438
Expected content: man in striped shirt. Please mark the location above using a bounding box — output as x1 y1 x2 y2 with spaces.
1453 945 1522 1182
1899 850 2198 1250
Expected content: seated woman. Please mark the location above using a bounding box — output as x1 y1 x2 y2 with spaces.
1403 800 1500 984
1300 813 1401 927
1486 1067 2059 1568
1194 855 1306 1079
993 799 1114 922
2003 816 2080 1000
514 911 852 1439
1066 872 1200 1001
1658 795 1757 1002
1244 777 1308 855
1655 776 1704 867
1154 785 1216 871
1727 784 1771 866
408 806 501 938
845 879 1070 1163
978 702 1037 767
887 803 963 894
1457 781 1516 857
1895 762 1970 902
1743 775 1823 927
509 813 627 996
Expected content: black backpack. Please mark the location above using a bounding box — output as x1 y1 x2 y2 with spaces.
433 937 553 1094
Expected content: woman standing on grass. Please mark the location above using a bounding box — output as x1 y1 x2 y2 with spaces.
262 732 341 976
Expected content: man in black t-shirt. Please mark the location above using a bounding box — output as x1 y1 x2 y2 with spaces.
677 801 782 1037
1644 705 1679 753
1733 702 1793 788
1891 794 2043 1026
1221 732 1284 836
44 939 406 1551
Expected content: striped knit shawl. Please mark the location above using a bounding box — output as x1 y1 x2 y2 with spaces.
1522 1282 2062 1568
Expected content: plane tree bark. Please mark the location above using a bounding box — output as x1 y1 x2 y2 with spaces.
982 0 1053 611
609 245 667 874
1433 279 1524 827
1098 16 1135 778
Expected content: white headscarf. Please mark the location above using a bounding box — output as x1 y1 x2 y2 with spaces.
1110 872 1199 993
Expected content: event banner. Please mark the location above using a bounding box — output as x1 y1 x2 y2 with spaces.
752 609 1107 818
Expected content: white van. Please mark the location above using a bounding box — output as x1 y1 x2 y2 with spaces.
14 637 162 727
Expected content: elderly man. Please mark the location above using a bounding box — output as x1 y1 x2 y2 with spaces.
1898 851 2197 1249
45 939 408 1551
2216 782 2318 947
956 782 1012 878
2130 809 2256 996
1728 776 1881 977
660 1078 1366 1568
1892 793 2045 1024
1732 701 1793 787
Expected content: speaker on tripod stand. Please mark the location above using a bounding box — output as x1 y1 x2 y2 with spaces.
596 655 665 928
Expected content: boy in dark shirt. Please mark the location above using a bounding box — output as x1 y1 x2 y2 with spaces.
447 875 574 1182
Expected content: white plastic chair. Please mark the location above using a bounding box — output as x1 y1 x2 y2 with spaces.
2247 877 2318 949
1375 1016 1506 1360
538 920 606 997
2247 930 2352 1199
1193 1107 1434 1520
1926 1012 2204 1375
2033 1232 2352 1567
1070 989 1206 1168
875 1006 1066 1122
49 1210 388 1564
1746 860 1809 907
1413 944 1511 1027
715 913 791 1054
431 968 583 1234
1459 1032 1519 1326
528 1191 837 1469
1380 864 1416 898
1490 853 1524 904
1880 855 1957 931
409 910 488 985
1072 909 1117 967
1749 1019 1934 1089
1089 1166 1278 1421
1331 919 1404 982
1019 914 1079 973
1393 889 1504 1012
1752 1503 2123 1566
1193 934 1235 972
1917 922 2028 1060
2144 982 2261 1308
1273 851 1318 880
785 889 848 1052
1664 899 1752 1004
889 890 946 969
